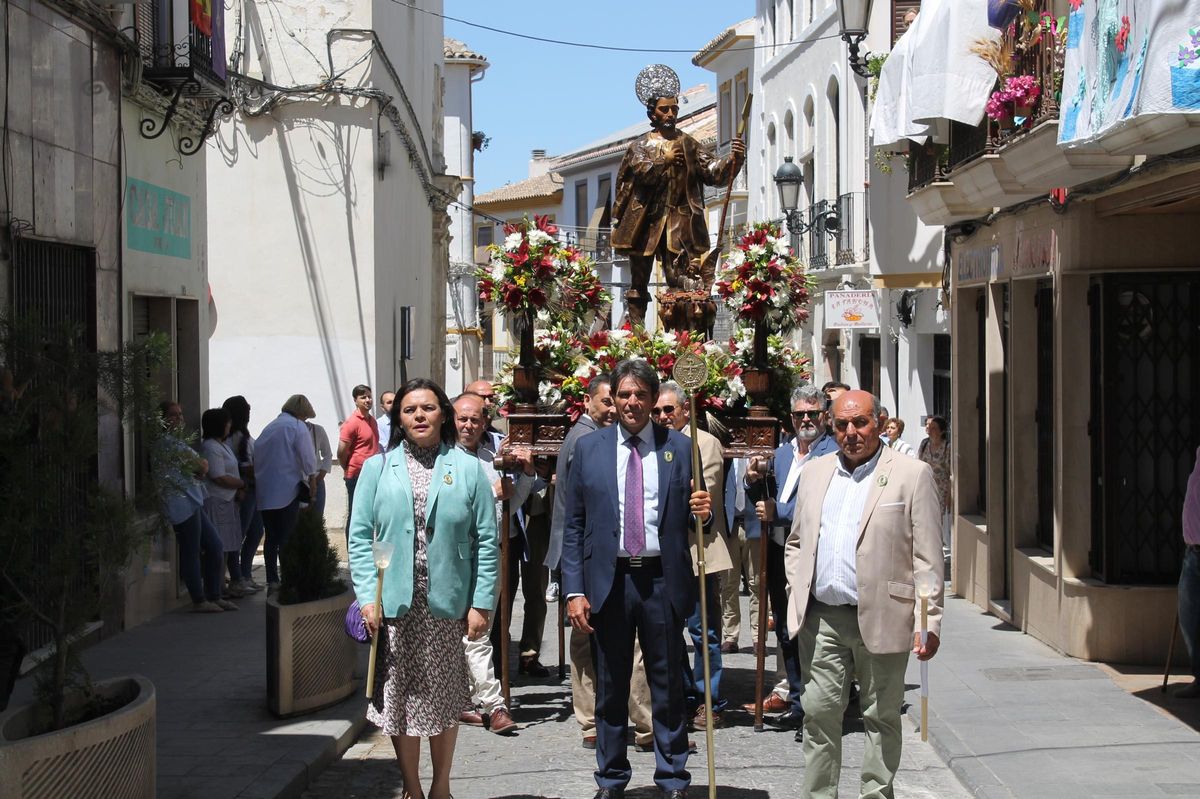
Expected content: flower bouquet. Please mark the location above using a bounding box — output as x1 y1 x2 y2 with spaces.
985 74 1042 127
712 222 814 335
726 327 812 420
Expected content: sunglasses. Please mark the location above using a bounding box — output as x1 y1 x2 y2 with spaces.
791 410 822 420
832 417 873 432
650 405 677 416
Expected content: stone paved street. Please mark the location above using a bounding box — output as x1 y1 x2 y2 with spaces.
302 593 970 799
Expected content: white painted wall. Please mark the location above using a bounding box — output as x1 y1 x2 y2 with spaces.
207 0 444 433
443 54 484 395
750 0 947 431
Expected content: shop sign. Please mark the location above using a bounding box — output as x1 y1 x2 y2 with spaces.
1012 228 1057 278
126 178 191 259
825 290 880 329
957 244 1001 287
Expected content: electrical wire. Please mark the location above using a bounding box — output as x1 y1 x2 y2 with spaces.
388 0 847 54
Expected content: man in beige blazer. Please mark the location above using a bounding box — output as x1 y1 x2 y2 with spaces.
784 390 943 798
655 382 734 729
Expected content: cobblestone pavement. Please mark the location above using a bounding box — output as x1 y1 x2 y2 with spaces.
302 595 969 799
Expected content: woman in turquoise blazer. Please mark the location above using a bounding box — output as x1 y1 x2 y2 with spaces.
349 378 497 799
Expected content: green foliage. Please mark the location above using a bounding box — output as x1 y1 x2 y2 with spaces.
278 508 345 605
0 316 179 732
866 53 889 102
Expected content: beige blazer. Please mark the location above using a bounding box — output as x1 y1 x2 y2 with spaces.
685 428 733 575
784 445 944 654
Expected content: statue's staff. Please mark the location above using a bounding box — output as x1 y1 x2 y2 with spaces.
672 351 718 799
699 93 753 282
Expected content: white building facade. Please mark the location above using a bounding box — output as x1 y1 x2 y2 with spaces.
207 0 453 430
749 0 947 449
442 38 488 396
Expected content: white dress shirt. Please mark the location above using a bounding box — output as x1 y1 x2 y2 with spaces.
254 413 318 511
778 439 804 505
466 442 533 535
377 413 392 453
616 424 660 557
812 446 884 606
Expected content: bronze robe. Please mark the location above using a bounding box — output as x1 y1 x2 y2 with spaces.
611 131 738 259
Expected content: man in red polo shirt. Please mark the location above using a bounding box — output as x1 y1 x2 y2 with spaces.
338 384 379 525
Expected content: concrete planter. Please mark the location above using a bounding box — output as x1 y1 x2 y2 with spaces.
0 675 155 799
267 587 358 717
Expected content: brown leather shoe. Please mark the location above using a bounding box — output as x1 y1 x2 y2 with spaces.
692 707 723 730
582 734 597 749
740 694 788 714
488 706 517 735
719 641 738 655
459 709 484 727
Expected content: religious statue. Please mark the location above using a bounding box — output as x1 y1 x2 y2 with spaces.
611 64 746 327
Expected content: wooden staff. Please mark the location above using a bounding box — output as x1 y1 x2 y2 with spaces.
700 93 753 280
673 352 717 799
1163 614 1180 693
748 460 772 732
366 540 396 699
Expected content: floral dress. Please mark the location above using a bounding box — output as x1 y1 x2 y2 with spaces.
919 437 953 514
367 441 469 737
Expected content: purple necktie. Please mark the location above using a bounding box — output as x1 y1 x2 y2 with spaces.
624 435 645 556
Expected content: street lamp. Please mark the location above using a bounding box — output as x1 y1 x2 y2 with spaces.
836 0 874 79
773 157 839 240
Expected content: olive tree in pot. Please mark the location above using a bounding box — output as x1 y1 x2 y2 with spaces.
0 319 177 799
266 507 358 717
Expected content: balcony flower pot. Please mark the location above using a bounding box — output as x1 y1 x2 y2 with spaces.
0 676 156 799
267 508 356 718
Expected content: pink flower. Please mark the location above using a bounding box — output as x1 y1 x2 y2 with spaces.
1116 16 1130 53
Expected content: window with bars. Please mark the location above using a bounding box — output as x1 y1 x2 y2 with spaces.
1035 281 1054 551
1089 274 1200 584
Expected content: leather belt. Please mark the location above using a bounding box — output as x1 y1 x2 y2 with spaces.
616 556 663 575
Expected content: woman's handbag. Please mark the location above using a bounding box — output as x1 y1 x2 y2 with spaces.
344 600 370 643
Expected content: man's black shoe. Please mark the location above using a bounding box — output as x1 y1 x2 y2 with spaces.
794 728 803 743
660 790 688 799
766 708 805 730
593 789 624 799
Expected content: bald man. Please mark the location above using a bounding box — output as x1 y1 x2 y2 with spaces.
784 390 944 798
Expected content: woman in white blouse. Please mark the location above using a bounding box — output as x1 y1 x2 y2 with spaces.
200 408 247 599
306 419 333 518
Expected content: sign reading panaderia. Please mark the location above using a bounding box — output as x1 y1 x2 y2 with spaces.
825 290 880 329
126 178 191 259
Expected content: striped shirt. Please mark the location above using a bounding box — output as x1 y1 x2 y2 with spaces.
812 445 885 606
1185 446 1200 547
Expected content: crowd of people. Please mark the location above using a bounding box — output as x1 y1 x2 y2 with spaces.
156 369 955 798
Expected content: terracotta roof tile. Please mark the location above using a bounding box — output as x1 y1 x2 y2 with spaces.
474 172 564 206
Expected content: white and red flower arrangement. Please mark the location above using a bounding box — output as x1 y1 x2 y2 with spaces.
712 222 813 334
475 215 610 318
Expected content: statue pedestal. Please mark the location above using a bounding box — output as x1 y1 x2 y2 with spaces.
656 289 716 335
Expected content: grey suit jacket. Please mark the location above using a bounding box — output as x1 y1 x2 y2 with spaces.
784 445 944 654
544 413 601 569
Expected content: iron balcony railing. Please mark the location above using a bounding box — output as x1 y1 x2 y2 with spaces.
834 192 868 266
807 200 830 269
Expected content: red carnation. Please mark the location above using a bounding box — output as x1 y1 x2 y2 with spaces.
657 354 676 373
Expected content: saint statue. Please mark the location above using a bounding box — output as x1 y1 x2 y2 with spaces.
611 64 746 326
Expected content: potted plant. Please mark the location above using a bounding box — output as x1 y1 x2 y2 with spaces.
0 319 174 799
265 508 357 717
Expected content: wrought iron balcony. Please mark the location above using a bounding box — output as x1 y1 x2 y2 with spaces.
834 192 868 267
142 21 227 99
807 200 831 269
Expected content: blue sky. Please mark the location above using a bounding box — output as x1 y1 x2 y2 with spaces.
445 1 753 192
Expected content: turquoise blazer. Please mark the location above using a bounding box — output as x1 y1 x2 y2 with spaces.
349 444 498 620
